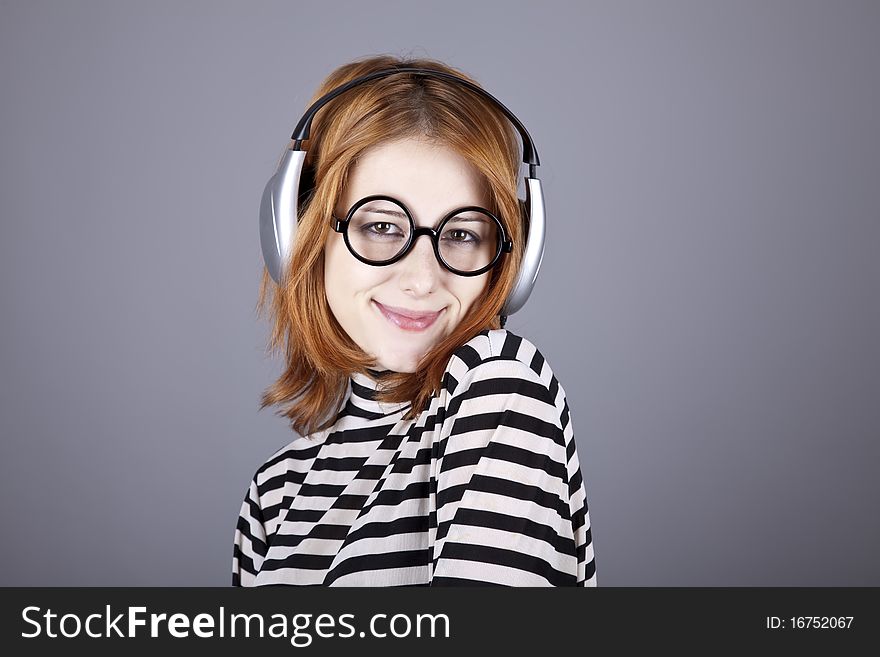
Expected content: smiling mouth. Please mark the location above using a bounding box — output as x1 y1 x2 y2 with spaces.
373 301 443 332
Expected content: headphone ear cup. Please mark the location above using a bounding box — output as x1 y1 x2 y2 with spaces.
501 180 546 321
500 198 530 322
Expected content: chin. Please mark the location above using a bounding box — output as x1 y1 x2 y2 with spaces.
374 351 420 374
379 361 417 374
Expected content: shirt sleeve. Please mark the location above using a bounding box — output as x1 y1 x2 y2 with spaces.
232 474 268 587
430 357 582 586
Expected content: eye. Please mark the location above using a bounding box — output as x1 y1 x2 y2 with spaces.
367 221 394 234
362 222 406 238
349 200 410 241
442 228 480 243
441 212 493 248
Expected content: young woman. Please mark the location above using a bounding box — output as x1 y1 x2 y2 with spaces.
232 55 597 586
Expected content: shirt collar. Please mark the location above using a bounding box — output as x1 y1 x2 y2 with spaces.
347 368 412 417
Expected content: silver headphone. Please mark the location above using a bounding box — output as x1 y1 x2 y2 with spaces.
260 67 546 325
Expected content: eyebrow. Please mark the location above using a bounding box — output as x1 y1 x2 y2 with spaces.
361 207 408 219
445 215 490 224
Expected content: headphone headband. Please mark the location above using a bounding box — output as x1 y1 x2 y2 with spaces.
290 67 540 173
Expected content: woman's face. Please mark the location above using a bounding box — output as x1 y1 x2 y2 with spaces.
323 136 491 373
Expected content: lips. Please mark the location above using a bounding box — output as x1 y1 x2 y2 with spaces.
374 301 443 331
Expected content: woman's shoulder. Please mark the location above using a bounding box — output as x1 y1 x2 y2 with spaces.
451 327 550 367
248 433 323 491
442 328 565 405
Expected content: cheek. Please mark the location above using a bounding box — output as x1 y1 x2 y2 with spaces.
453 276 490 314
322 242 344 299
324 238 385 301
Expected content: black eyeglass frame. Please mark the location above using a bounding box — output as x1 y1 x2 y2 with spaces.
331 194 514 277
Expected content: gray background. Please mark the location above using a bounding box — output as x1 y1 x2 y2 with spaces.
1 0 877 586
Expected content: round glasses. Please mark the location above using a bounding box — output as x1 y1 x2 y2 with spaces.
332 195 513 277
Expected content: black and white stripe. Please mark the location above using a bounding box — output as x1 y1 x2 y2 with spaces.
233 328 596 586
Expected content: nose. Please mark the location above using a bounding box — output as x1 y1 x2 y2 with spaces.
397 232 442 297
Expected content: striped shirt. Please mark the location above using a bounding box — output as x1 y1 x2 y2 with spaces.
232 328 597 586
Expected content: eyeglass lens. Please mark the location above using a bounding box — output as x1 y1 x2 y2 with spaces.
347 198 499 273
